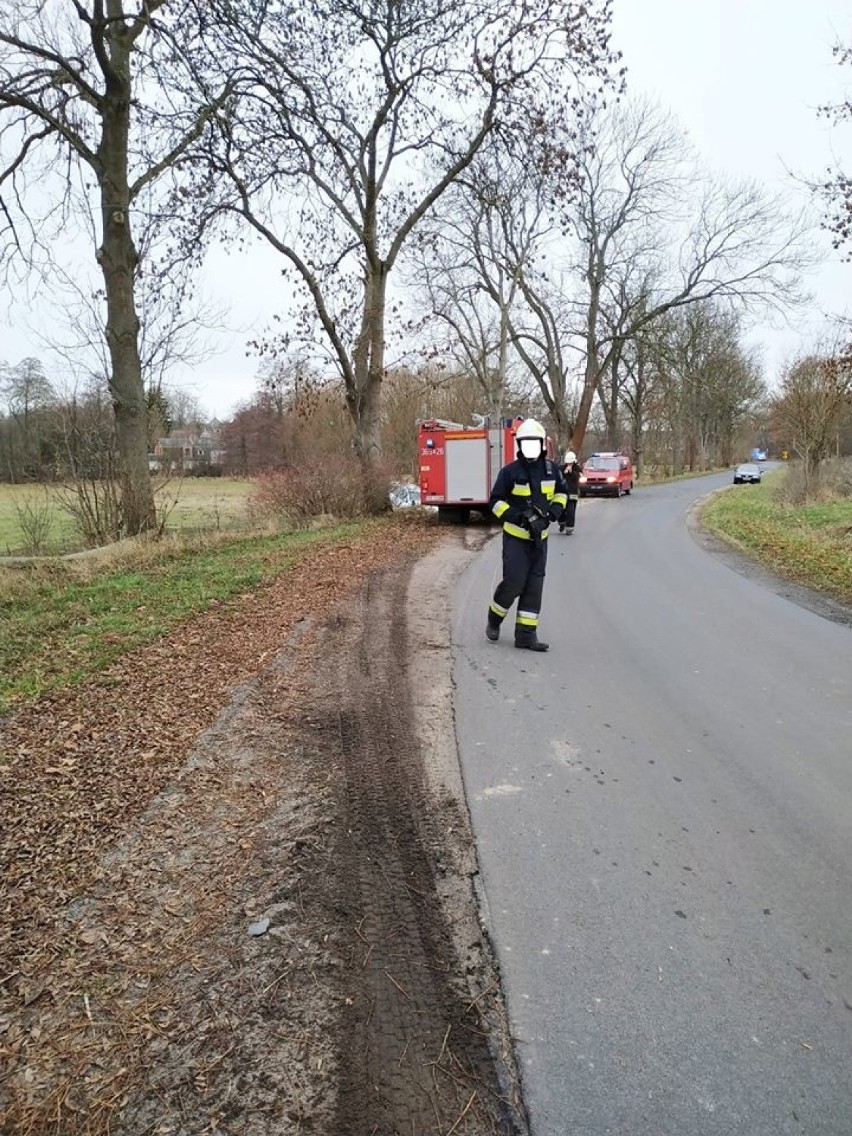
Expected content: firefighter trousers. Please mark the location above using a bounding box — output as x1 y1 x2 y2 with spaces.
489 533 548 642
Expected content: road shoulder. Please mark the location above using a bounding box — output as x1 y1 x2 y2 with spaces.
687 494 852 629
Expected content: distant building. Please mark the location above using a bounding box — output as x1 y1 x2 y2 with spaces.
149 427 225 474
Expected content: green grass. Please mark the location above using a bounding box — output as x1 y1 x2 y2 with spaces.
0 479 256 556
701 469 852 605
0 521 368 713
154 478 255 533
0 484 77 554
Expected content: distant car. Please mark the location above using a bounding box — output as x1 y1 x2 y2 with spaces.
578 452 634 498
733 463 762 485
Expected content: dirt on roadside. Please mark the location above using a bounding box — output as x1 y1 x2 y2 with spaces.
0 521 526 1135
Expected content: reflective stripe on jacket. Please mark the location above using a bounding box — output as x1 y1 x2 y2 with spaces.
490 457 568 541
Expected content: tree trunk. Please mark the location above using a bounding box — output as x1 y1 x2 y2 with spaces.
488 386 503 426
605 352 620 448
807 447 821 486
492 304 509 424
550 391 572 458
572 347 598 453
630 348 647 476
351 263 387 475
572 261 603 453
97 31 156 536
630 401 643 477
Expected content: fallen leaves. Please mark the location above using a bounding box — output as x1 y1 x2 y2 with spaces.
2 520 440 968
0 519 445 1134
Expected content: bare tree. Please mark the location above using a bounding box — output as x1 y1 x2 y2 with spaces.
508 275 582 450
617 323 655 473
164 387 205 431
413 150 547 423
188 0 617 482
631 303 766 473
816 41 852 257
0 355 57 480
419 96 806 458
562 97 809 453
28 231 227 425
417 141 593 450
427 98 686 452
775 350 852 492
677 306 765 469
0 1 228 534
53 376 124 546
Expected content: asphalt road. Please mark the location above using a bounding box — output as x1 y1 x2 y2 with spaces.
452 473 852 1136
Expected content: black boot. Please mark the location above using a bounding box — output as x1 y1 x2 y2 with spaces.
514 629 549 652
485 613 501 642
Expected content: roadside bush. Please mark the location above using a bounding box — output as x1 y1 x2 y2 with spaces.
13 490 55 555
55 470 123 547
775 457 852 506
822 456 852 498
248 458 393 524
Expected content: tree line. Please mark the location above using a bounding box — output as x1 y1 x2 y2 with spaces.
11 331 849 498
1 2 849 534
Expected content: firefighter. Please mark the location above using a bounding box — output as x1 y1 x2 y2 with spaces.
485 419 568 652
558 450 582 534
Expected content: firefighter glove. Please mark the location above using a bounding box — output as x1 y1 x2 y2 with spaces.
527 512 550 538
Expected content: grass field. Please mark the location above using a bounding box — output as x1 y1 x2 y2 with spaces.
0 520 374 713
701 468 852 605
0 484 76 555
0 478 256 556
154 477 255 533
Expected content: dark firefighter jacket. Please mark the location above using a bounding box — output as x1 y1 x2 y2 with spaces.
561 461 582 499
490 457 569 541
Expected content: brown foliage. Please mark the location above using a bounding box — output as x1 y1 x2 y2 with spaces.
774 353 852 494
775 456 852 505
380 365 510 477
248 456 395 522
218 384 353 476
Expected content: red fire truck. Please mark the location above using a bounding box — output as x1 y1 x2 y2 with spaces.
418 417 555 522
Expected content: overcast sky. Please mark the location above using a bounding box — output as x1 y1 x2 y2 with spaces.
2 1 851 420
612 1 851 358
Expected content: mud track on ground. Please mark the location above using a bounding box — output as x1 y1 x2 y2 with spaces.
330 547 521 1134
1 531 526 1135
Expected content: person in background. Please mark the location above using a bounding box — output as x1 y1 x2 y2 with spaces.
486 419 568 652
558 450 582 534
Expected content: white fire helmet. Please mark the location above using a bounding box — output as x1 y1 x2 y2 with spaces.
563 450 577 465
515 418 546 461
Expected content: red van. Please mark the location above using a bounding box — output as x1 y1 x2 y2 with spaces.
578 452 634 498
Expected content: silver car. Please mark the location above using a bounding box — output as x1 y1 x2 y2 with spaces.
733 463 762 485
